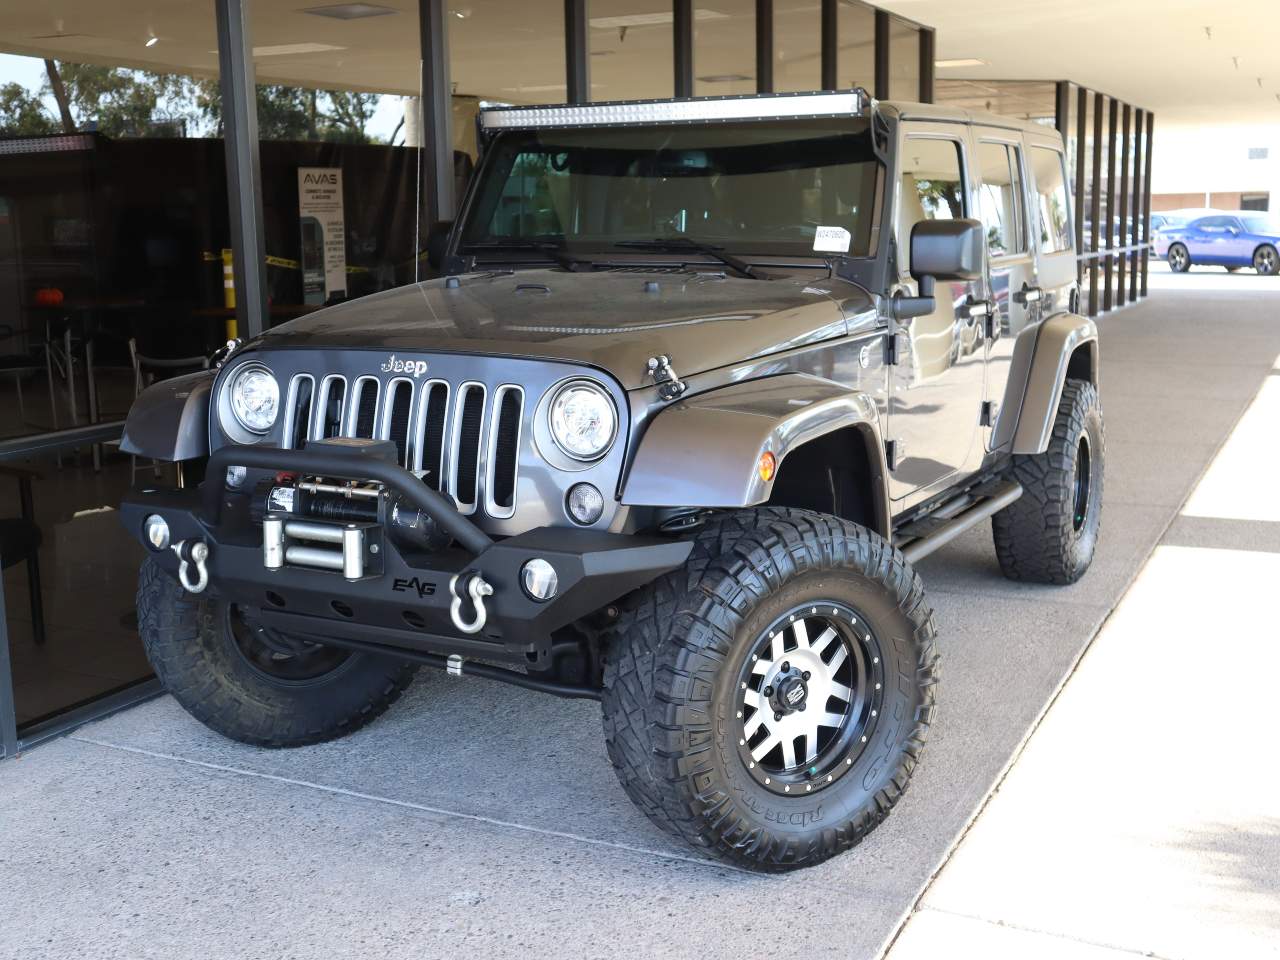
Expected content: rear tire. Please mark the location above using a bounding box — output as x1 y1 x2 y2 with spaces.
601 508 938 872
1254 244 1279 276
992 379 1104 584
1167 243 1190 272
137 558 417 747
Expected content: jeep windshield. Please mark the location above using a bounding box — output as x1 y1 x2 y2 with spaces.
458 118 881 267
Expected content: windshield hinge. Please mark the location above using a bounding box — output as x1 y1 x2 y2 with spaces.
646 355 687 401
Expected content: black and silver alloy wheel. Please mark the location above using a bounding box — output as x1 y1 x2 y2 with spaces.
736 603 883 796
1168 243 1190 272
1254 244 1279 276
226 604 352 684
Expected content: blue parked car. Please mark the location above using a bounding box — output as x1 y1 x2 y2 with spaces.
1154 213 1280 275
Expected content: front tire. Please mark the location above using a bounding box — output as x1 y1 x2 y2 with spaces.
1254 244 1279 276
1167 243 1190 272
601 509 938 872
992 379 1104 584
137 558 417 747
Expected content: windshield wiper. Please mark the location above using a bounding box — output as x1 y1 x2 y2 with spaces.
465 240 594 272
614 237 759 280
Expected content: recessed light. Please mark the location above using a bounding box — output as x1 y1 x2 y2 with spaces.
145 36 158 47
590 10 727 29
697 74 753 84
301 3 397 20
253 42 346 56
935 58 987 68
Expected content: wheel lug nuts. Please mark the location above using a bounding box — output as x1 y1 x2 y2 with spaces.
764 686 774 697
802 671 811 681
774 712 782 721
782 661 790 672
798 703 806 711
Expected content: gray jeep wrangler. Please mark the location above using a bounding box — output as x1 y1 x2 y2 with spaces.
121 90 1102 872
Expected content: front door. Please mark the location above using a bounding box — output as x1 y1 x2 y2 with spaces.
887 127 986 501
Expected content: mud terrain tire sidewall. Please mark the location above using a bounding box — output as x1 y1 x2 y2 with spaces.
601 509 938 871
137 558 417 747
992 379 1104 584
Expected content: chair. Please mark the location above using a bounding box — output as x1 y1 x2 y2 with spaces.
0 324 43 430
128 337 210 481
0 464 46 645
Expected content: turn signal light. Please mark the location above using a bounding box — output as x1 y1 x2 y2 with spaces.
758 451 776 483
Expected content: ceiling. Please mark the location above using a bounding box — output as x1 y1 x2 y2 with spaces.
1 1 1277 126
875 0 1280 126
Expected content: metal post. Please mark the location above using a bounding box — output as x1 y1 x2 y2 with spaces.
215 0 268 339
420 0 454 222
1141 112 1154 297
1074 85 1087 288
821 0 838 91
674 0 694 97
755 0 773 94
1130 108 1145 302
0 570 18 759
1054 80 1070 137
565 0 589 103
1117 103 1131 307
919 28 935 103
1088 92 1103 316
1103 97 1118 312
874 10 890 100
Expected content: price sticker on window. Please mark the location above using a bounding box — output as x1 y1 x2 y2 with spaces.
813 225 851 253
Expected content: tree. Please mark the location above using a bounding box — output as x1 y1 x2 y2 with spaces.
0 82 58 136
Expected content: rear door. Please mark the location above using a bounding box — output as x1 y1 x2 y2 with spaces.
970 129 1035 450
1186 216 1234 263
886 123 986 501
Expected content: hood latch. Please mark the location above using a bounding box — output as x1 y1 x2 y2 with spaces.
647 355 687 401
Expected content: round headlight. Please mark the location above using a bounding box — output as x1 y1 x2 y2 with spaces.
548 380 617 461
228 364 279 434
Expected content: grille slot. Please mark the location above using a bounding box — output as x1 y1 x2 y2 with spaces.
383 379 414 464
350 377 380 438
317 376 346 439
485 386 524 518
285 375 314 449
415 380 450 491
450 383 486 514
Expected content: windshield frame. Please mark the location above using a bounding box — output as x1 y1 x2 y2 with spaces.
454 119 885 267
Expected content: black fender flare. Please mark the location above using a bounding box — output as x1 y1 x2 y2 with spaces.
120 369 214 461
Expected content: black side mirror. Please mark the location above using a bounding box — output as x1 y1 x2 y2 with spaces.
425 220 455 272
892 218 986 320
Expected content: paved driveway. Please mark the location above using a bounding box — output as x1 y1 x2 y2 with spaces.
3 275 1278 960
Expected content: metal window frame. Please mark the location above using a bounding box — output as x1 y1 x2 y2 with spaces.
1103 96 1118 311
1117 103 1131 307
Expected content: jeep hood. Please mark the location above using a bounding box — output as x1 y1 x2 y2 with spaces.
257 270 871 390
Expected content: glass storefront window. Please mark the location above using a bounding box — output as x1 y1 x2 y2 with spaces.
451 4 567 106
589 0 674 101
773 0 820 93
837 0 876 91
695 0 756 96
888 17 920 101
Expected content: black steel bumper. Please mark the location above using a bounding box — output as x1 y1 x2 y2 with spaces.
121 443 691 668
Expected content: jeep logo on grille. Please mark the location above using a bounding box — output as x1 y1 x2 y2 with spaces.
381 355 429 378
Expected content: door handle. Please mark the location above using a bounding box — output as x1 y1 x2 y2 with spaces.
1013 284 1042 305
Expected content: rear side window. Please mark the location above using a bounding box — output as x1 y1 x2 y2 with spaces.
976 141 1026 257
1030 146 1071 253
898 137 965 271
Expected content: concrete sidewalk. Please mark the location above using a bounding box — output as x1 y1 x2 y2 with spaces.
887 347 1280 960
1 275 1278 960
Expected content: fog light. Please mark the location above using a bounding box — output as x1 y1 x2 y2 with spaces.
144 514 171 551
225 465 248 488
521 558 559 601
566 483 604 525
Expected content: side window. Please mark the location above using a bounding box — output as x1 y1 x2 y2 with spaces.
1030 146 1071 253
976 141 1026 257
899 137 965 272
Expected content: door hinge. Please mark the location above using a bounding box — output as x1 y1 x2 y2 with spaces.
980 401 998 427
885 438 905 471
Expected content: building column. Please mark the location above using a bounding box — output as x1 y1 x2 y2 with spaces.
756 0 774 93
919 28 935 102
874 10 890 99
674 0 694 97
565 0 588 103
1130 108 1145 302
821 0 838 91
1117 103 1131 307
1088 92 1103 317
1103 97 1118 311
419 0 454 226
1141 112 1154 297
215 0 268 339
1074 85 1087 290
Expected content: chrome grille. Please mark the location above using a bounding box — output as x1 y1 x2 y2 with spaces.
282 372 524 517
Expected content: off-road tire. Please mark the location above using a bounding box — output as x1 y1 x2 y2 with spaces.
1167 243 1190 272
137 558 417 747
601 508 938 872
992 379 1104 584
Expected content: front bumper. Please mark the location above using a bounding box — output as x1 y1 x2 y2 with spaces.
122 442 691 667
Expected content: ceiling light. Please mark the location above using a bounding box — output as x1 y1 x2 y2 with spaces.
253 42 345 56
935 58 987 68
145 36 158 47
590 10 727 29
302 3 397 20
697 74 752 83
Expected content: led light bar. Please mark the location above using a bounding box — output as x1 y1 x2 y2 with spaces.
480 90 868 131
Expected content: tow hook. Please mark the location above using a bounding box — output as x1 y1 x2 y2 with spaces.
173 539 210 594
449 571 493 634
